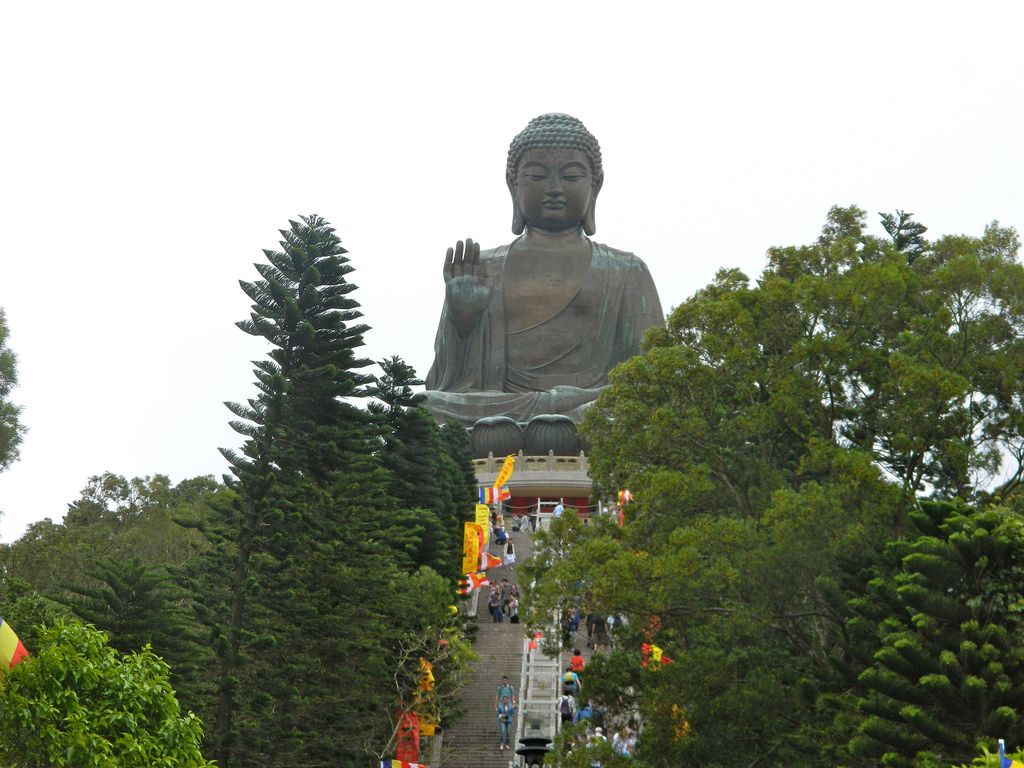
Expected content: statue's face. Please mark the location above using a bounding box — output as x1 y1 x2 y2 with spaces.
514 148 594 233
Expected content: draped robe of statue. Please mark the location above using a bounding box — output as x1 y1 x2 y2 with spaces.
424 238 664 425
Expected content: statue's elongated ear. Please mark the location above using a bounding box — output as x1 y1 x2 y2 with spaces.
509 179 526 234
512 206 526 235
583 177 603 236
583 203 597 236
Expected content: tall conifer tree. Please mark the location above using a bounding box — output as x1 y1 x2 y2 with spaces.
194 216 402 766
369 356 475 577
849 501 1024 766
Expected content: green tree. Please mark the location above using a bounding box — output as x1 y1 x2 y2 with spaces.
65 554 215 733
62 473 216 563
440 422 478 509
0 518 84 605
0 473 216 600
0 473 222 732
370 356 441 508
0 577 71 652
525 208 1024 765
849 501 1024 767
375 566 478 757
0 307 24 472
880 209 929 262
0 620 213 768
369 356 475 576
191 215 468 767
198 213 388 766
58 556 199 668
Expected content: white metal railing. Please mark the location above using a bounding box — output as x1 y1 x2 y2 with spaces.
512 515 559 766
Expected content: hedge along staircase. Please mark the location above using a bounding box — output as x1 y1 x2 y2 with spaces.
436 524 557 768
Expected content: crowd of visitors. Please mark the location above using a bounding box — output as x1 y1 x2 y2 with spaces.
487 578 520 624
555 646 637 763
488 514 522 752
484 506 640 762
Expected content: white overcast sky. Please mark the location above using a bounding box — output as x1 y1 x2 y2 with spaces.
1 2 1022 542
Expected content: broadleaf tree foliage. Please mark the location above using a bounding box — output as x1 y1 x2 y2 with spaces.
523 207 1024 767
0 620 214 768
0 307 24 472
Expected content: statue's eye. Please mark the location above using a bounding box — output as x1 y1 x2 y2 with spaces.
527 174 547 182
562 174 584 182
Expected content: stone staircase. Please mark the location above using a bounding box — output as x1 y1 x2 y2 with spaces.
439 528 531 768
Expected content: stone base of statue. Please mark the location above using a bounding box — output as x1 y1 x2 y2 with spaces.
470 416 524 459
469 414 591 460
471 415 596 523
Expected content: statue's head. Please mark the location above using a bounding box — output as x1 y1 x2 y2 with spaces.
506 113 603 236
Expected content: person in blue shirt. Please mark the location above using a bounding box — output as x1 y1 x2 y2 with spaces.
495 675 516 707
496 695 516 750
562 666 582 696
575 700 593 724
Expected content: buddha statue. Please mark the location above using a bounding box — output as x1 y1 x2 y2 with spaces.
423 113 664 455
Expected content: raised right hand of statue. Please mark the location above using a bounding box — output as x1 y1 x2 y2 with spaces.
443 238 493 335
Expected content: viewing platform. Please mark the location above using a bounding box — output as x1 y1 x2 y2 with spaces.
472 451 593 502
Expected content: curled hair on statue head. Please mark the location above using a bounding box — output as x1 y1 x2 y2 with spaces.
506 113 603 236
506 114 603 188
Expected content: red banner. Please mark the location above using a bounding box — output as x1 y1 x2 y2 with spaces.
395 708 420 763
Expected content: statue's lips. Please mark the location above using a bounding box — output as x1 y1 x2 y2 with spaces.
543 202 567 209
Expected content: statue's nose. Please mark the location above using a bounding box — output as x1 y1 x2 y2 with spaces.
545 185 564 198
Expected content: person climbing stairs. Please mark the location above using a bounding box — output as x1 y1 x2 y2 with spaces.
440 523 534 767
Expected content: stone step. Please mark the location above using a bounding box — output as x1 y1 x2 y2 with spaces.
439 528 534 768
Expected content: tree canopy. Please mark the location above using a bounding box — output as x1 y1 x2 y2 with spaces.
850 500 1024 766
523 207 1024 767
0 307 24 472
0 620 213 768
186 215 471 767
0 216 475 768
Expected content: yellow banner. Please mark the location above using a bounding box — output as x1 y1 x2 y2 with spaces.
419 715 438 737
493 454 516 490
462 522 483 575
475 504 490 547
